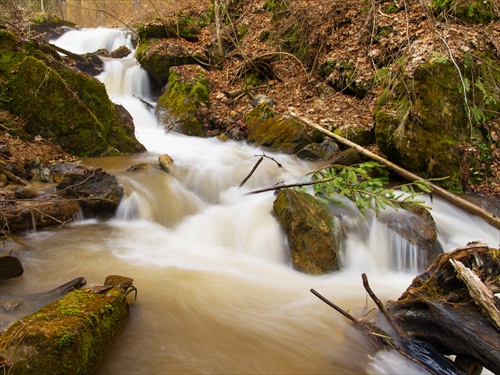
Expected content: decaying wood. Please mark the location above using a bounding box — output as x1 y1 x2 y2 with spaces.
0 197 80 234
388 243 500 374
311 286 454 375
0 275 135 375
289 112 500 230
450 258 500 330
312 243 499 374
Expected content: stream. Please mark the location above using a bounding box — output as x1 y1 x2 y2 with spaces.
1 27 498 374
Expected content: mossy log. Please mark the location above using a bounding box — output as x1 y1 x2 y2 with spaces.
387 243 500 374
0 275 135 375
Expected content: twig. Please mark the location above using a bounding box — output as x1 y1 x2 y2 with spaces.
239 156 263 188
362 273 407 341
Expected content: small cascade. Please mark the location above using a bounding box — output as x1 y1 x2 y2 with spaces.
25 27 498 375
51 27 133 54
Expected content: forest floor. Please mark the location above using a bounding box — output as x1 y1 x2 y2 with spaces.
1 0 499 198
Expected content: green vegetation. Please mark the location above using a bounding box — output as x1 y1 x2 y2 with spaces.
431 0 498 23
0 30 144 156
0 287 130 375
156 65 210 136
308 162 433 216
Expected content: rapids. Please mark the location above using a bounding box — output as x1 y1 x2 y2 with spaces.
1 28 498 374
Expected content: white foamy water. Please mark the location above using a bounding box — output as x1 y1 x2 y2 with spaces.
5 27 497 375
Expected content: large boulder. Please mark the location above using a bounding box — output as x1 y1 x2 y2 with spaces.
273 188 342 275
374 53 500 193
156 65 210 137
0 30 145 157
245 103 323 155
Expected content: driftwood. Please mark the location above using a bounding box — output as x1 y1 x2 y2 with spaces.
312 243 500 374
388 243 500 374
0 275 135 375
289 113 500 230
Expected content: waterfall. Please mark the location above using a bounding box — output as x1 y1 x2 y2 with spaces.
24 28 498 374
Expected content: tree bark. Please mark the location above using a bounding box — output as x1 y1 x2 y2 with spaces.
290 113 500 230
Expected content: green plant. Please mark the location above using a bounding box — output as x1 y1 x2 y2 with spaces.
307 161 434 215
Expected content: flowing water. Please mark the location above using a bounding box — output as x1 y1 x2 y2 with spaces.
1 28 499 374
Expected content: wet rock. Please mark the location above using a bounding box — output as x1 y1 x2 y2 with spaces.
246 103 323 154
296 139 339 160
273 189 342 275
159 154 174 172
56 167 123 217
156 65 210 137
329 148 361 166
379 206 443 270
109 45 131 59
0 255 24 281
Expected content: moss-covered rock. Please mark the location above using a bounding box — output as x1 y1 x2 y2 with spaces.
374 60 467 192
156 65 210 137
0 275 133 375
375 52 500 193
135 37 208 87
431 0 498 24
273 188 341 275
0 30 145 157
246 103 323 154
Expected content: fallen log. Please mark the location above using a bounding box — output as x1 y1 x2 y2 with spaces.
0 276 87 332
387 243 500 374
0 196 80 235
289 112 500 230
0 275 135 375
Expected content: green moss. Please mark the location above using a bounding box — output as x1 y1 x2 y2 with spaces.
0 32 143 156
374 58 472 192
245 103 322 153
431 0 497 24
156 66 210 136
0 30 19 52
0 287 130 375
